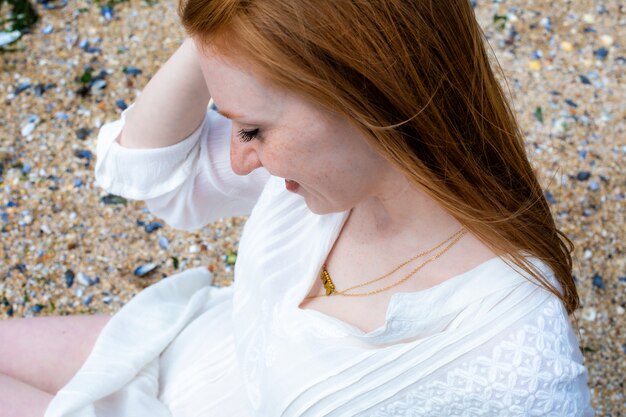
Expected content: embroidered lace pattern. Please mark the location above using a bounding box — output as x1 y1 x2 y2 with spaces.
367 299 591 416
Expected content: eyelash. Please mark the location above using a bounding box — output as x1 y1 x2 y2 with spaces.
237 128 260 143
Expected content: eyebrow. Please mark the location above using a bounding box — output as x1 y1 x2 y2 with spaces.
215 108 244 120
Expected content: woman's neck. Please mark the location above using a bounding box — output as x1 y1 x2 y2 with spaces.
348 172 461 247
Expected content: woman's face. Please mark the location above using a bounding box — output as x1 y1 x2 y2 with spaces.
197 47 398 215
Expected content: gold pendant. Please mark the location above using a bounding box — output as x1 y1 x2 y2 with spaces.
321 266 335 296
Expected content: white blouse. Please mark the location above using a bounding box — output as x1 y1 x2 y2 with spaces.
45 107 594 417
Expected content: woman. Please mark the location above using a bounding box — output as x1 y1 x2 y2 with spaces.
1 0 593 416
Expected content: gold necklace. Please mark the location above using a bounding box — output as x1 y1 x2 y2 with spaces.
318 228 467 297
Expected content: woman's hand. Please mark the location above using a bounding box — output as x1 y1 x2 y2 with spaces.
118 38 211 149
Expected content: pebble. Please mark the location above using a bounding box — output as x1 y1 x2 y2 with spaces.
100 194 127 205
582 307 597 322
101 6 113 21
65 270 75 288
115 99 128 110
582 14 595 24
83 294 94 306
77 272 97 287
123 67 142 76
158 236 169 250
225 252 237 265
0 31 21 47
592 274 605 290
577 171 591 181
599 35 613 47
75 128 92 140
134 263 159 277
15 83 32 95
528 60 541 71
41 24 54 35
594 48 609 60
41 0 68 10
144 222 163 233
21 122 36 137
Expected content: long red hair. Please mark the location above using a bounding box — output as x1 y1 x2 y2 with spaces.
179 0 579 314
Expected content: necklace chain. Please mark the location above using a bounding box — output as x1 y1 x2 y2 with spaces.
316 228 467 298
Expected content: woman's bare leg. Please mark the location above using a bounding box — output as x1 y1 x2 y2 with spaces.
0 373 54 417
0 314 110 394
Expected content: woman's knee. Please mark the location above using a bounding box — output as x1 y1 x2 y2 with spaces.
0 314 110 394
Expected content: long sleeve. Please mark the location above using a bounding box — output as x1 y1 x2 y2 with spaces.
94 106 270 231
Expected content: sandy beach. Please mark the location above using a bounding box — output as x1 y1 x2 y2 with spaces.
1 0 624 413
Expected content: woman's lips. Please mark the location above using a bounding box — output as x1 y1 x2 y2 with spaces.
285 179 300 192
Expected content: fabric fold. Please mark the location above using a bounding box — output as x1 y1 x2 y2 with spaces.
94 105 206 201
45 267 214 417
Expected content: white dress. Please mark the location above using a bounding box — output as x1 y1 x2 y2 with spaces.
45 107 594 417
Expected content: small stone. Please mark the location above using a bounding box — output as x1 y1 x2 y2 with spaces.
0 31 21 47
592 274 605 290
225 252 237 265
600 35 614 47
0 147 12 160
83 294 94 306
582 14 595 24
579 75 591 85
616 306 625 315
594 47 609 60
100 194 127 205
77 272 93 286
101 5 113 21
15 83 32 95
588 180 600 191
189 245 200 254
158 236 169 250
74 149 93 161
584 249 593 259
560 41 573 52
21 213 33 226
21 122 36 137
577 171 591 181
30 304 44 314
123 67 142 76
582 307 596 321
540 17 552 32
134 263 159 277
65 269 75 288
75 127 92 140
528 60 541 71
92 79 107 90
115 99 128 111
144 222 163 233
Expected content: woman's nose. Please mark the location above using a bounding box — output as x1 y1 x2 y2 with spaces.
230 136 263 175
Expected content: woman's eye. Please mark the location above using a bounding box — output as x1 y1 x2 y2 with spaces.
237 128 260 143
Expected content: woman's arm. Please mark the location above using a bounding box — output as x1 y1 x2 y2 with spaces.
119 38 211 149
